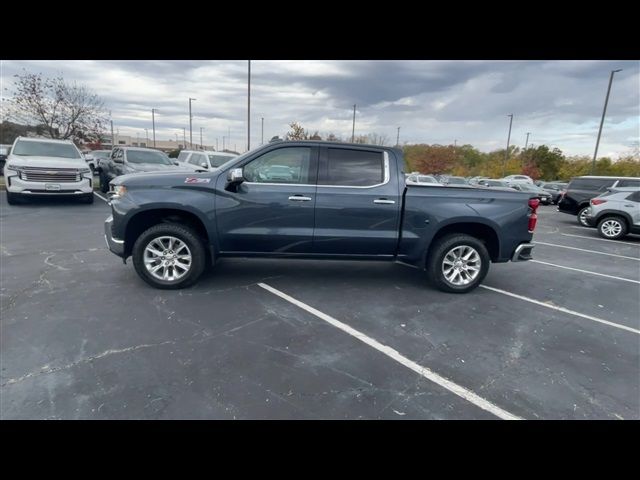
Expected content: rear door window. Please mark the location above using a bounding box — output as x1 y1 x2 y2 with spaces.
323 148 384 186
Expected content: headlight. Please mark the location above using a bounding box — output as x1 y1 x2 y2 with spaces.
79 167 91 174
110 185 127 198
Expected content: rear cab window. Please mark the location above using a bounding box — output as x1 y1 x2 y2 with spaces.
322 148 384 186
616 179 640 188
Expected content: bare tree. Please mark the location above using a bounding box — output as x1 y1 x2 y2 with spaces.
6 71 108 144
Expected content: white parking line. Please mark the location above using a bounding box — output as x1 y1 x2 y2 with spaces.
560 232 640 247
93 192 108 202
480 285 640 335
258 282 522 420
535 241 640 261
530 260 640 284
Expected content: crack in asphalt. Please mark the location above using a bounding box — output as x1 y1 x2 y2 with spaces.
1 340 176 387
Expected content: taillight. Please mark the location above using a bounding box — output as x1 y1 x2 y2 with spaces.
528 198 539 233
591 199 607 206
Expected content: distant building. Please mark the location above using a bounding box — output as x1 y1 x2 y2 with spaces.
86 134 215 153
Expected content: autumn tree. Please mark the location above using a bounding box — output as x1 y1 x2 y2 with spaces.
285 122 308 140
403 144 459 174
6 71 108 145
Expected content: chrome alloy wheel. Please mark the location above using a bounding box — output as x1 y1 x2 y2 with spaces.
600 219 623 238
143 236 192 281
442 245 481 286
579 208 590 226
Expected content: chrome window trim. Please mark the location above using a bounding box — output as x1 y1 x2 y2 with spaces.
243 151 390 189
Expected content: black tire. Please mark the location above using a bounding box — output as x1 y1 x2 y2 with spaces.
80 193 94 204
132 223 206 289
426 234 490 293
100 172 110 193
6 191 23 205
577 206 590 227
597 216 628 240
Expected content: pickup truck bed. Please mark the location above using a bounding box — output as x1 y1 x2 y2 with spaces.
104 141 537 293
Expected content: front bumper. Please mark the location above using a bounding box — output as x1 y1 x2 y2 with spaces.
511 243 535 261
6 175 93 194
104 215 125 258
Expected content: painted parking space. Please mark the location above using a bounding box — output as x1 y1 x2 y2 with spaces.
1 196 638 419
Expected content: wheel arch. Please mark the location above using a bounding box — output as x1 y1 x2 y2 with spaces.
426 220 500 265
123 207 212 260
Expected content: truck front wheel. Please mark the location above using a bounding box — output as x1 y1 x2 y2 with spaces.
426 234 490 293
132 223 206 289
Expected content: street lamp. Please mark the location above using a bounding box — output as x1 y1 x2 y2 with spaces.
592 69 623 174
151 108 157 148
503 114 514 177
189 97 196 148
351 104 356 142
200 127 204 150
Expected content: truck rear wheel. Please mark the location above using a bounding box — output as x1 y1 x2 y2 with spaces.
426 234 490 293
132 223 206 289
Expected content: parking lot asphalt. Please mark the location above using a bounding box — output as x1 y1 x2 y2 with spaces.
1 193 638 419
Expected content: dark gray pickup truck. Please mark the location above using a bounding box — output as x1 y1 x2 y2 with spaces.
104 141 538 293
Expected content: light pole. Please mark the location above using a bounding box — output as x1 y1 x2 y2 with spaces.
396 127 400 146
503 114 514 177
261 117 264 145
151 108 157 148
592 69 623 174
200 127 204 150
189 97 196 148
183 128 186 149
525 132 531 150
247 59 251 152
228 126 231 150
351 104 356 142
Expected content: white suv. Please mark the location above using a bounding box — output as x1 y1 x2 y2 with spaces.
3 137 94 204
502 174 534 185
176 150 237 172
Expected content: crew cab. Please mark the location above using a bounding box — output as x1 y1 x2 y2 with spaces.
104 141 538 293
3 137 94 204
97 146 188 193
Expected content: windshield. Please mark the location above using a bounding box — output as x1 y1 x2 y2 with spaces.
127 150 173 165
12 140 81 159
208 154 235 168
92 151 112 159
447 177 467 184
418 176 437 183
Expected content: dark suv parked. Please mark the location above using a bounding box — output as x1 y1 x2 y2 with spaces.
558 176 640 226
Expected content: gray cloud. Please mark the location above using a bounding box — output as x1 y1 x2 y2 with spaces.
1 59 638 157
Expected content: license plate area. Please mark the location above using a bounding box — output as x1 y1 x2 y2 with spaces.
45 184 61 191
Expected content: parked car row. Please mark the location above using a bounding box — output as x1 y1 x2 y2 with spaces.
557 175 640 226
2 136 239 204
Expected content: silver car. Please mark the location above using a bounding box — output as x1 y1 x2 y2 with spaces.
585 187 640 239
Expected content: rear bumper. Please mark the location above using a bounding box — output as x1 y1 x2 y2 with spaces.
104 215 125 257
511 242 535 262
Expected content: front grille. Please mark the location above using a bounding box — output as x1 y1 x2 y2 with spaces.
20 167 81 183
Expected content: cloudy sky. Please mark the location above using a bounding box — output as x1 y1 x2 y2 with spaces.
1 60 638 157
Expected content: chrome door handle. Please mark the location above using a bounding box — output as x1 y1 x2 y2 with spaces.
374 199 395 204
289 195 312 201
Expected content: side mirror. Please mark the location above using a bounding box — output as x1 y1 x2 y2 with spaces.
225 168 244 191
201 162 208 168
174 161 179 166
113 157 123 164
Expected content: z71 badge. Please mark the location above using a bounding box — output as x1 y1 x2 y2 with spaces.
184 177 211 184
